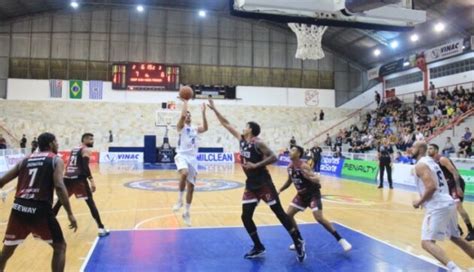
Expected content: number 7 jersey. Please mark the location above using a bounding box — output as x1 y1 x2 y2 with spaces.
415 156 454 210
16 152 58 205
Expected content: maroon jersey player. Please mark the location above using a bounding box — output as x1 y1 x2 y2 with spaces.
279 146 352 252
0 132 77 272
207 99 306 262
52 133 108 237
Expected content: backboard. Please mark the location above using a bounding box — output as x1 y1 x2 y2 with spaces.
231 0 426 31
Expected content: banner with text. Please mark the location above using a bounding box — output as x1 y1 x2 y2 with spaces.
196 152 235 164
425 39 464 63
320 156 344 176
277 154 291 166
341 159 378 182
100 152 144 163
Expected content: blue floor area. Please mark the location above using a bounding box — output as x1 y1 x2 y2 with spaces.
83 223 445 272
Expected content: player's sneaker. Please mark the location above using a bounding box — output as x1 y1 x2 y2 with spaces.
244 246 266 259
98 228 110 237
172 202 183 212
182 212 191 227
466 231 474 241
295 239 306 262
289 243 295 250
339 239 352 252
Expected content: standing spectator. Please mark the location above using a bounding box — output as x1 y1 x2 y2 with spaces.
20 134 27 149
319 110 325 121
0 134 6 149
324 133 332 148
31 137 38 153
377 138 393 189
310 144 323 174
108 130 114 143
442 137 455 157
375 91 381 106
313 112 318 122
463 127 472 142
429 81 436 100
289 136 296 149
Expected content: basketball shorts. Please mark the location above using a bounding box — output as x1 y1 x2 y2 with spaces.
3 199 64 246
447 178 465 202
421 203 460 241
174 153 198 185
290 191 323 212
64 178 91 200
242 183 279 206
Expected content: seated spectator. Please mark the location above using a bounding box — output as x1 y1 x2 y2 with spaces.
457 138 472 158
442 137 455 157
324 133 332 147
464 127 472 141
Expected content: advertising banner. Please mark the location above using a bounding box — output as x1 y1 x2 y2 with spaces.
277 154 291 167
425 39 464 63
5 154 26 169
342 159 378 181
100 152 144 163
320 156 344 176
196 152 235 164
391 163 416 187
0 156 7 172
459 169 474 196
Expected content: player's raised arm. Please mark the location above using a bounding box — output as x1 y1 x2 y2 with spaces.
197 102 208 133
177 99 189 132
207 99 240 140
53 157 77 232
413 163 436 208
0 161 21 188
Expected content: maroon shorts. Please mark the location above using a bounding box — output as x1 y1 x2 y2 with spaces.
3 199 64 246
65 178 91 200
291 191 323 212
242 183 279 206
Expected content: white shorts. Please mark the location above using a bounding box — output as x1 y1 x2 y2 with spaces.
421 203 460 241
174 154 198 185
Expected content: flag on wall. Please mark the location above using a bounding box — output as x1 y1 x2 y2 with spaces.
69 80 83 99
49 80 62 98
89 81 103 100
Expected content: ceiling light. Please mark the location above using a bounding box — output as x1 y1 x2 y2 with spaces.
198 10 207 17
70 1 79 8
434 22 445 32
390 40 399 49
373 49 381 57
410 34 419 42
136 5 144 12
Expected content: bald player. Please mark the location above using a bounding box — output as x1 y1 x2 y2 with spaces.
411 141 473 272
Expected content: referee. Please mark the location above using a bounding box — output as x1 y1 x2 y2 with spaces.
377 138 393 189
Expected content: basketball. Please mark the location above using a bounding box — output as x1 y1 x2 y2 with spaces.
179 86 193 100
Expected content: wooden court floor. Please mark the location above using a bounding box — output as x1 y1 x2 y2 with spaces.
0 163 472 271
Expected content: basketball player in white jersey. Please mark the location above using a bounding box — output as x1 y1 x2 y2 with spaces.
172 99 208 226
411 141 473 272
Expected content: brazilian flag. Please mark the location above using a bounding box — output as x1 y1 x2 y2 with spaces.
69 80 83 99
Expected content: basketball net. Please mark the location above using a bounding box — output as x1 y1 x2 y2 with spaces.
288 23 327 60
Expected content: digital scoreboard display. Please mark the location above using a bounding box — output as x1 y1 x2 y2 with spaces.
112 62 180 91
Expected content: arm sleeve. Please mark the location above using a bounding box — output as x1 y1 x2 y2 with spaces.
82 157 92 178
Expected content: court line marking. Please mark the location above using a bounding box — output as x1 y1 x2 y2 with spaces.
334 221 446 270
133 211 309 229
79 237 99 272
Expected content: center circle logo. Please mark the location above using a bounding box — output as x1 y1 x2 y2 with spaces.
124 178 244 192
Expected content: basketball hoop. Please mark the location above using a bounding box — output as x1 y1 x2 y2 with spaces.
288 23 327 60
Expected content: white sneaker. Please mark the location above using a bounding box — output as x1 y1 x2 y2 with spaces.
98 228 110 237
182 212 191 227
172 202 183 212
339 239 352 252
289 243 296 250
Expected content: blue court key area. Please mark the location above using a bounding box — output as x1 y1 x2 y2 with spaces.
83 223 445 272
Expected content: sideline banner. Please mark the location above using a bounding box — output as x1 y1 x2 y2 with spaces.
391 163 416 186
5 154 26 169
342 159 378 181
196 152 235 164
320 156 344 176
277 154 291 166
459 169 474 196
0 156 7 172
100 152 144 163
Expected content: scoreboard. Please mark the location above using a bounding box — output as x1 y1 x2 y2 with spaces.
112 62 180 90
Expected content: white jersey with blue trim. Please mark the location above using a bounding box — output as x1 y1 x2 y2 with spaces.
176 124 198 155
415 156 454 211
